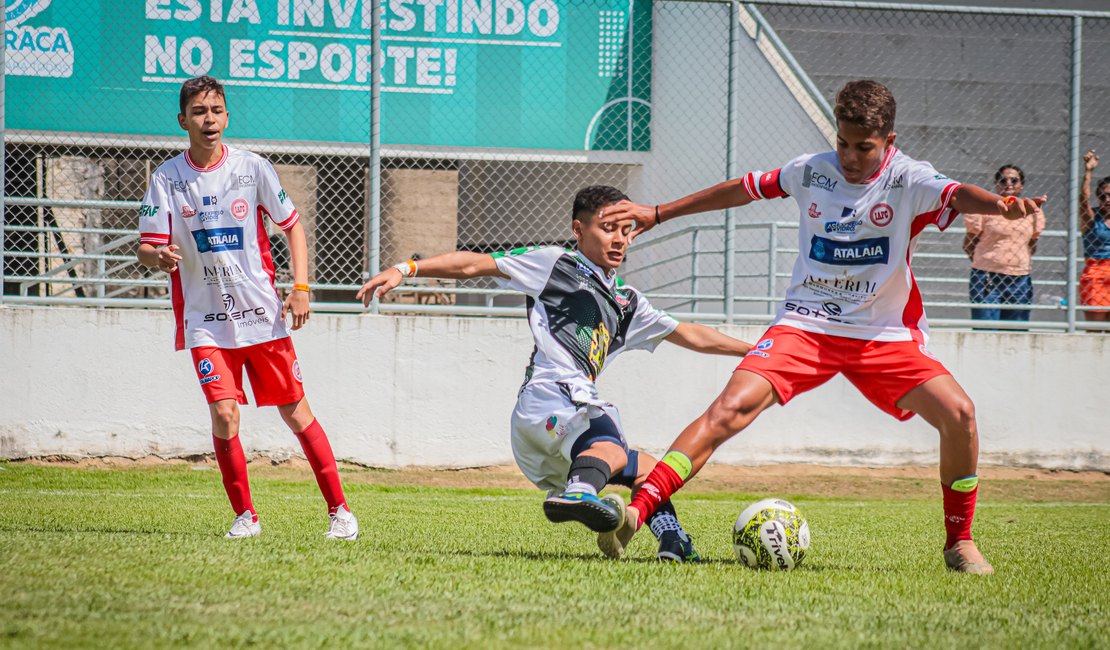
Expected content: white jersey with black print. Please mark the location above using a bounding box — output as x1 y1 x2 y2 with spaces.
139 144 299 350
739 148 961 343
491 246 678 406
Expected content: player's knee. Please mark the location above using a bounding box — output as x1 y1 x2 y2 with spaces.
706 391 760 437
943 396 977 435
211 402 240 431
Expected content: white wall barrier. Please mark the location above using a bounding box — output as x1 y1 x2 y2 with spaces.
1 306 1106 470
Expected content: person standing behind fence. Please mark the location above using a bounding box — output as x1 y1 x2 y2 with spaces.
1079 150 1110 324
962 165 1044 324
135 76 359 539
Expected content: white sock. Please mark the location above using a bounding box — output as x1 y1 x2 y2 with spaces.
648 512 685 540
564 480 597 496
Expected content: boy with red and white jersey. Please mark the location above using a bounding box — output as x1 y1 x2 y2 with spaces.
137 76 357 540
599 80 1047 573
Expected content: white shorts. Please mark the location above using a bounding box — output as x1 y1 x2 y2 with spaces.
510 382 627 493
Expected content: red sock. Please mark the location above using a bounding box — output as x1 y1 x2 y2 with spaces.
212 435 255 521
629 461 685 527
295 419 347 514
941 483 978 549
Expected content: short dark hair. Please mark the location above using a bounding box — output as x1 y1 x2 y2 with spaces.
834 80 896 135
179 76 225 115
572 185 628 223
1098 176 1110 195
995 165 1025 184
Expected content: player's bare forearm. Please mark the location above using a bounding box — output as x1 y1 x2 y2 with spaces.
284 222 310 286
952 184 1046 220
659 179 755 224
664 322 752 356
357 251 507 306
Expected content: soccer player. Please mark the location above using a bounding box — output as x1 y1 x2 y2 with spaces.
136 76 358 540
598 80 1046 574
357 185 751 561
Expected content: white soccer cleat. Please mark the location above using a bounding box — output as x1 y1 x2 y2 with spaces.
225 511 261 538
597 494 637 559
326 505 359 541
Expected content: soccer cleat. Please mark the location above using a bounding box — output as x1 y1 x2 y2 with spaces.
544 489 624 533
657 529 701 563
597 495 637 559
225 511 261 538
943 540 994 574
325 505 359 541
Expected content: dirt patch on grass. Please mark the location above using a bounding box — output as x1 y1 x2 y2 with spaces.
15 456 1109 502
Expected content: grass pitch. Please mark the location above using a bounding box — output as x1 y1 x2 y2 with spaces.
1 462 1107 649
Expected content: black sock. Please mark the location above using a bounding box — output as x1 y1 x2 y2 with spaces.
646 499 683 538
565 456 612 493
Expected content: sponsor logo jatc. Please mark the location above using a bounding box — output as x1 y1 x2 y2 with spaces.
231 199 249 220
869 203 894 227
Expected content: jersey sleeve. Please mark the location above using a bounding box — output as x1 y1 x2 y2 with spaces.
138 173 172 246
621 288 679 353
490 246 565 297
257 158 299 231
905 159 962 231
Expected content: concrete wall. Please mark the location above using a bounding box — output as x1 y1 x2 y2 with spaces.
1 306 1105 470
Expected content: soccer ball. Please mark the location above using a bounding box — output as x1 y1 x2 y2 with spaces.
732 498 810 571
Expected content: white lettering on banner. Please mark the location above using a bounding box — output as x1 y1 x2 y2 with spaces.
5 0 75 78
140 0 565 92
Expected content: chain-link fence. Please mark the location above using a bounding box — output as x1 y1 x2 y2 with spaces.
3 0 1109 330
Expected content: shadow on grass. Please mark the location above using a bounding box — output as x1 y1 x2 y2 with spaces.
0 524 216 538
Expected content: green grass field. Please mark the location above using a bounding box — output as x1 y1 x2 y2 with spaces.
1 462 1107 649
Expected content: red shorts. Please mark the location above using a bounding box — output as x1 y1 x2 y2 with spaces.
190 337 305 407
738 325 950 421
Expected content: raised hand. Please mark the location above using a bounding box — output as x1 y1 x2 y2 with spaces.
1085 150 1099 173
597 200 655 239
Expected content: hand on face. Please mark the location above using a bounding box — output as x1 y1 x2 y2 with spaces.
597 200 655 239
575 208 635 272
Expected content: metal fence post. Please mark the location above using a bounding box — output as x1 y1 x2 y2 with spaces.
368 0 383 315
1 30 6 306
1066 15 1082 332
691 229 700 313
767 222 778 317
724 0 741 323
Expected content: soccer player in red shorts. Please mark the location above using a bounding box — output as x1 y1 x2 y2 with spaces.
136 76 357 540
599 80 1047 573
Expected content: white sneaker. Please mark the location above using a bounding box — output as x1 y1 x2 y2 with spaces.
225 511 261 538
326 505 359 540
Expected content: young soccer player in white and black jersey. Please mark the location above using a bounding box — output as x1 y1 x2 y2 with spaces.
137 76 357 540
357 186 752 561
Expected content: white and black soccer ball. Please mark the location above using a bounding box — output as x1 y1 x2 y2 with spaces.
732 498 810 571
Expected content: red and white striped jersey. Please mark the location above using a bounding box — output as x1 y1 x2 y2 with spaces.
740 148 960 343
139 144 299 350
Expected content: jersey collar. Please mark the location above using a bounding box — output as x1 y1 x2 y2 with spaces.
858 146 898 185
573 249 617 287
185 144 229 173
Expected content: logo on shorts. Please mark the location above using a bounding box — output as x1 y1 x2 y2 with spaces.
197 357 221 385
292 360 303 383
869 203 894 227
747 338 773 358
231 199 249 220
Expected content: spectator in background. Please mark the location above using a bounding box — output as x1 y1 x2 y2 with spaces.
1079 150 1110 324
963 165 1045 324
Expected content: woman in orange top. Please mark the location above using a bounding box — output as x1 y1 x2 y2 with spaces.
963 165 1044 323
1079 150 1110 323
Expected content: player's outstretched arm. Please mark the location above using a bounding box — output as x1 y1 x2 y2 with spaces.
357 251 508 307
283 221 311 330
952 184 1046 221
137 243 181 273
599 179 756 238
664 322 752 356
1080 150 1098 233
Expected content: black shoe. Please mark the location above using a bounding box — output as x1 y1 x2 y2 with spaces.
657 529 701 562
543 490 624 532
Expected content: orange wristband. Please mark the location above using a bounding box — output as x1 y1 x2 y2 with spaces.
293 283 311 292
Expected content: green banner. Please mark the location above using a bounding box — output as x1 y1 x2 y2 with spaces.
5 0 651 151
